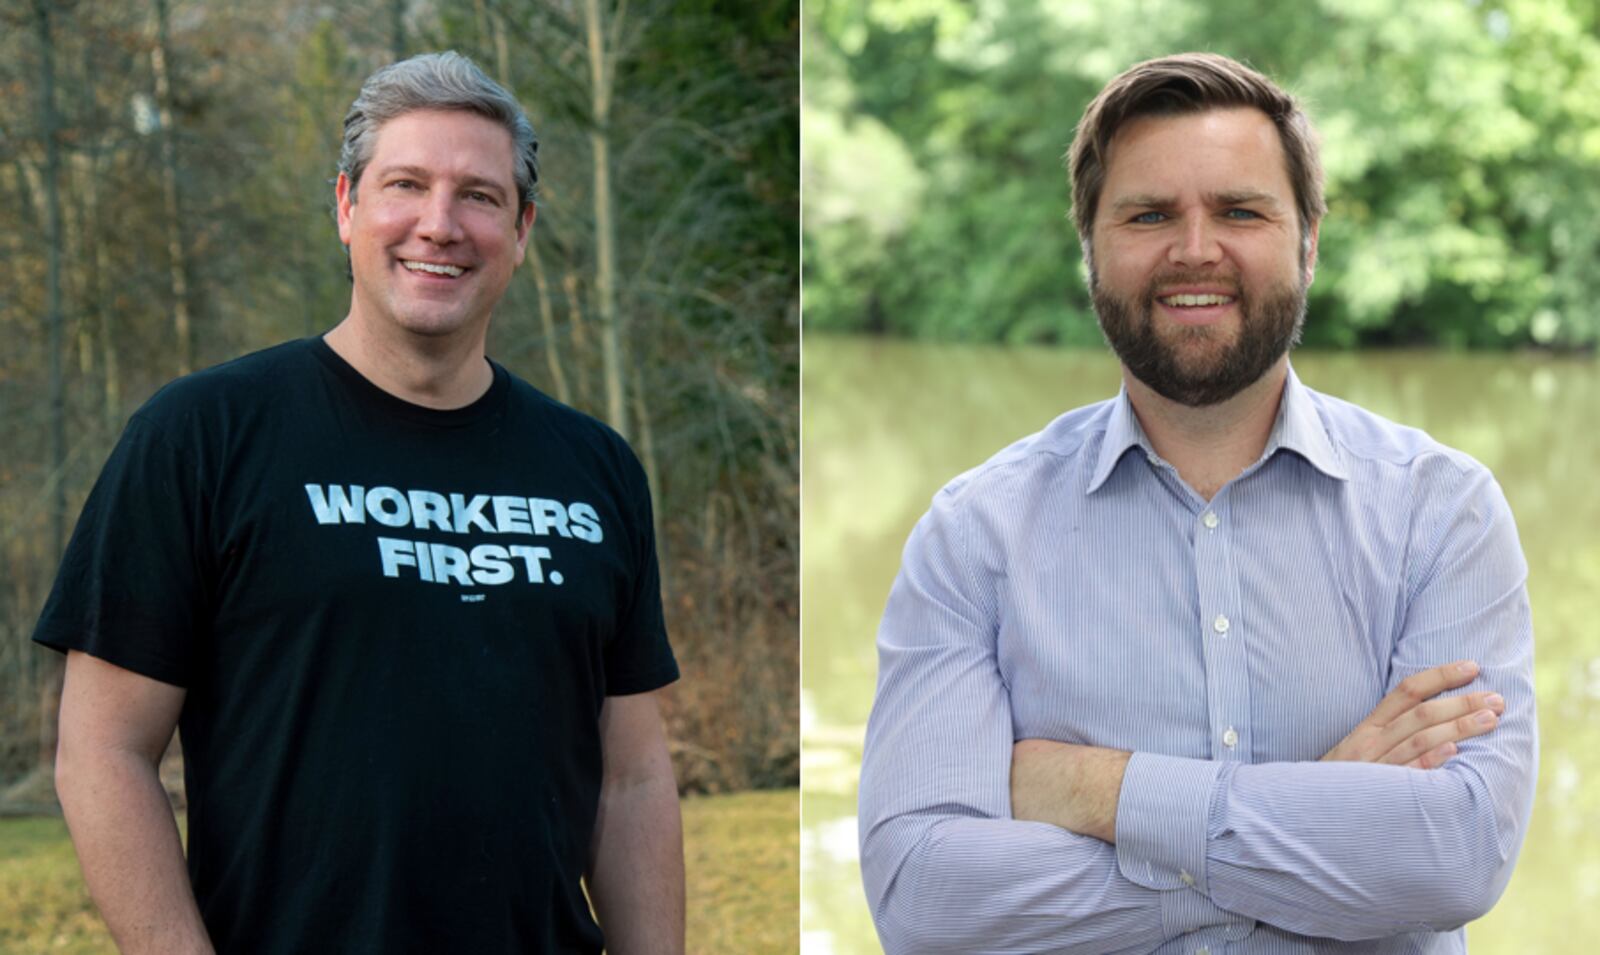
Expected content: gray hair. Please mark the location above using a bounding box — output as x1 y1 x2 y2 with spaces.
339 51 539 209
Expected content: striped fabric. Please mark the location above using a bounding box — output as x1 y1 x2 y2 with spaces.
858 367 1538 954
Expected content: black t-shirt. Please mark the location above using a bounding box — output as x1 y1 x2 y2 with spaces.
34 337 679 954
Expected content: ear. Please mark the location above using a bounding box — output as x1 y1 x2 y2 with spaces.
336 172 356 246
1302 218 1321 288
513 201 537 263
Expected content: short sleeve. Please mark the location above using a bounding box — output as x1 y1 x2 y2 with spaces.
32 415 212 687
600 452 678 696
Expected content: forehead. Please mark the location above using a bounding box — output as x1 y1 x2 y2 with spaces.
1101 107 1292 206
365 108 518 187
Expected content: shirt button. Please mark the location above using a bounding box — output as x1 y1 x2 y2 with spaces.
1179 869 1195 887
1202 511 1219 529
1196 948 1211 955
1212 614 1230 634
1223 727 1239 748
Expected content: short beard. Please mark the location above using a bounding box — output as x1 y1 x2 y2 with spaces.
1091 267 1307 407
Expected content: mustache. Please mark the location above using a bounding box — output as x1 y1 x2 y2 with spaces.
1145 270 1243 298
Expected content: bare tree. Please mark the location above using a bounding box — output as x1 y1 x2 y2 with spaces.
151 0 193 376
484 1 571 403
584 0 625 437
29 0 68 779
1 0 798 802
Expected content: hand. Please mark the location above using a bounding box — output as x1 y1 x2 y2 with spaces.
1010 740 1130 843
1321 660 1504 769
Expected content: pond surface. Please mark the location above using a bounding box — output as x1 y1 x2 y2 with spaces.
801 335 1600 953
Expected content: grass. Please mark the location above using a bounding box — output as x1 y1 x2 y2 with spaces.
684 789 799 955
0 816 107 954
0 789 798 954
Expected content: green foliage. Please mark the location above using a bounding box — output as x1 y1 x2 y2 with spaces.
805 0 1600 349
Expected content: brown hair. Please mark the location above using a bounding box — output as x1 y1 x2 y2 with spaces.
1067 52 1326 259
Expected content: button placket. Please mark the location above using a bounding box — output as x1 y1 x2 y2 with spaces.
1195 496 1248 763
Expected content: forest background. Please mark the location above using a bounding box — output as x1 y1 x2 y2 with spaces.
0 0 798 808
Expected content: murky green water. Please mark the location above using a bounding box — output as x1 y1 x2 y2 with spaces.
801 335 1600 953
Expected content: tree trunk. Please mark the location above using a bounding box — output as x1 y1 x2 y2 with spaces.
584 0 626 439
75 36 116 425
69 159 92 379
527 247 571 404
33 0 68 778
631 359 662 571
487 10 570 405
152 0 192 376
492 1 510 85
564 270 591 408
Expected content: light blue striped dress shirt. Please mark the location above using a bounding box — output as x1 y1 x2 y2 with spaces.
859 367 1537 954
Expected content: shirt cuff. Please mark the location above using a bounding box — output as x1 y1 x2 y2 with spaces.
1115 751 1222 895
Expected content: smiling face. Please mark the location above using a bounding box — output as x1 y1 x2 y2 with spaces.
337 109 535 345
1088 107 1317 407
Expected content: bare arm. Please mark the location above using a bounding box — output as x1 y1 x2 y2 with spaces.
586 690 684 955
54 650 213 955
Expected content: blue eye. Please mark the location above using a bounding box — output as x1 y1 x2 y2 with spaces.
1225 208 1260 220
1132 211 1166 224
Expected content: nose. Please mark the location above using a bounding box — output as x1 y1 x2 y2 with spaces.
1169 215 1222 268
415 191 464 245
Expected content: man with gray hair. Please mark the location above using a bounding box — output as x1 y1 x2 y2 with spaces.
37 52 683 954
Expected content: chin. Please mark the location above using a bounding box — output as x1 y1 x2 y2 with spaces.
391 310 483 339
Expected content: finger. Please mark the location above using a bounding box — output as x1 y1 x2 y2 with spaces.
1381 690 1505 751
1381 707 1500 766
1364 660 1479 728
1406 741 1457 770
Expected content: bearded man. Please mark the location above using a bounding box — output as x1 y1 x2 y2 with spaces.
858 53 1536 954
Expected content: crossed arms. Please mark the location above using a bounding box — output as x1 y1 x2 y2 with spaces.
858 472 1537 953
1011 660 1506 843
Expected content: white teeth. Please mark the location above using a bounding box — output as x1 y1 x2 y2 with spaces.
402 260 465 277
1160 293 1234 307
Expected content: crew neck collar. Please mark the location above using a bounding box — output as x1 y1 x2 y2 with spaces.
307 335 509 430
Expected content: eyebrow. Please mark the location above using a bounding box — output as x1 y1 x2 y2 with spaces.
377 165 511 199
1109 190 1285 213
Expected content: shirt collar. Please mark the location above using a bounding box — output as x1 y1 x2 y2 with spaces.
1085 384 1150 495
1267 365 1350 482
1085 365 1349 496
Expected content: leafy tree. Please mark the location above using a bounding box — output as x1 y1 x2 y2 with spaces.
805 0 1600 350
